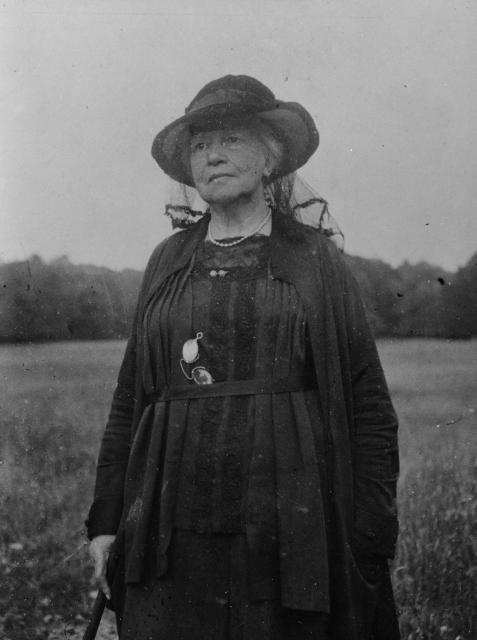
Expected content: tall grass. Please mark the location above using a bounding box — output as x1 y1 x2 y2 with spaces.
0 342 122 639
0 339 476 639
379 340 477 639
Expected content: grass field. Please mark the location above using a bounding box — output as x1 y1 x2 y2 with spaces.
0 339 476 639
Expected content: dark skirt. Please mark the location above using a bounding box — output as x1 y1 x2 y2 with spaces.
118 529 330 640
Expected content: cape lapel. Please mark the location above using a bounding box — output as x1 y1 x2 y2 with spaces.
269 211 331 423
140 215 210 314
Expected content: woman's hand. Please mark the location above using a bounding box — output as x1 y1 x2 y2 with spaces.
89 534 116 599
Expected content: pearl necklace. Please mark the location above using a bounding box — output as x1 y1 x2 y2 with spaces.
206 208 272 248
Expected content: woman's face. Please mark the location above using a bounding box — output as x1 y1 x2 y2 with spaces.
189 127 270 206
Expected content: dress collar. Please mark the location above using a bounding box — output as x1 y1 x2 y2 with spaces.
150 208 311 294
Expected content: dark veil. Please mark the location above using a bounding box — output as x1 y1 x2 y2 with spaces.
164 173 344 251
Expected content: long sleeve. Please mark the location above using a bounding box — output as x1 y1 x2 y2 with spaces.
342 262 399 559
85 327 137 539
85 239 171 540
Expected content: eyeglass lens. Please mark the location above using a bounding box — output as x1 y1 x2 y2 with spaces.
180 332 213 385
182 331 203 364
190 366 214 385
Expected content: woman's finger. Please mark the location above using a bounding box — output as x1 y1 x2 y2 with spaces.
96 572 111 600
93 554 111 600
90 542 112 600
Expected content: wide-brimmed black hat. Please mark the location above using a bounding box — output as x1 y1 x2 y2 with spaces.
151 74 319 187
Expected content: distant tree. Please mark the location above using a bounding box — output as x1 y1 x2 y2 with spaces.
0 256 63 341
441 252 477 338
0 256 141 342
394 262 451 338
346 255 402 336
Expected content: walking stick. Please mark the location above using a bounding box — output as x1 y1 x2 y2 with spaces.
82 591 107 640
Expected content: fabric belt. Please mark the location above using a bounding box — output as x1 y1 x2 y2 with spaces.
145 374 317 403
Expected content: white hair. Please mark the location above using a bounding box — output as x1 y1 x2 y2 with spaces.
249 120 284 180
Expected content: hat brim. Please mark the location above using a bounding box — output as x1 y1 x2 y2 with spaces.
151 100 319 187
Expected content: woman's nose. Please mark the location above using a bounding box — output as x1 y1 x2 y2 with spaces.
205 141 226 164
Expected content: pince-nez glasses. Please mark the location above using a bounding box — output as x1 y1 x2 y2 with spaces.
180 331 214 385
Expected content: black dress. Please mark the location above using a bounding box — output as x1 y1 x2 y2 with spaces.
119 236 330 639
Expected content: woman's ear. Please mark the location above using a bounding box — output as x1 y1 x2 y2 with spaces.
263 159 273 180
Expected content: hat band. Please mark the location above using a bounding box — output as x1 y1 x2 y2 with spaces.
186 87 275 114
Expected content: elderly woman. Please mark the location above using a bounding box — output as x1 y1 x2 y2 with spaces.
87 75 400 640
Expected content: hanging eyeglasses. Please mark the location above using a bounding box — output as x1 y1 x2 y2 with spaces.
180 331 214 385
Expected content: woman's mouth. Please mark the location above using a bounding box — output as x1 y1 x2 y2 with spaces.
208 173 231 183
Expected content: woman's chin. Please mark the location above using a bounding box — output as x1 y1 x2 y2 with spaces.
200 190 241 206
200 187 260 208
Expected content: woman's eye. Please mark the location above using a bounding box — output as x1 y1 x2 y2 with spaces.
192 141 207 152
226 135 239 144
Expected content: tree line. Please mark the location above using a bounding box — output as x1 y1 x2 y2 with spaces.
345 253 476 339
0 251 475 342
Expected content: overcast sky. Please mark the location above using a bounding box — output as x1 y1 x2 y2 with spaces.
1 0 476 272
